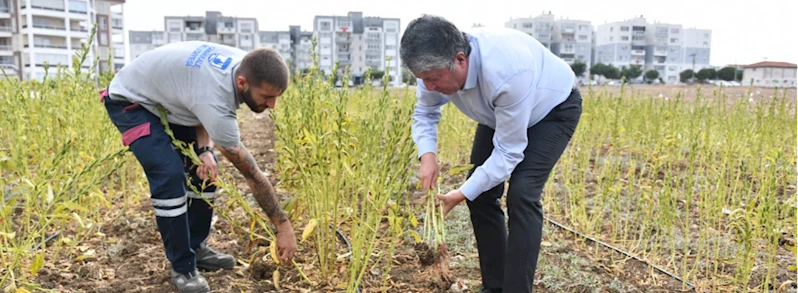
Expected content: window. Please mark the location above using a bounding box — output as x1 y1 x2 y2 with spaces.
320 21 331 31
670 38 678 43
609 36 613 41
169 32 181 42
99 33 108 45
97 2 104 11
68 0 87 13
578 35 588 41
621 36 629 41
578 25 587 30
240 23 253 33
704 33 709 38
610 27 614 32
671 28 679 33
168 21 181 32
98 16 107 30
703 42 708 46
385 23 397 33
113 47 124 58
577 55 584 60
385 45 396 50
620 26 629 31
523 23 533 28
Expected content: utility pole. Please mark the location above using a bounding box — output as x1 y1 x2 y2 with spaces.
690 53 696 83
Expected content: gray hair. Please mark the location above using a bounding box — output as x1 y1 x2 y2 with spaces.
400 14 471 73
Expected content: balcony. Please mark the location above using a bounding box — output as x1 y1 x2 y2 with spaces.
632 40 646 46
562 28 575 34
632 30 645 36
0 25 10 36
654 50 667 56
24 44 68 49
335 37 351 43
69 26 88 32
631 50 645 56
560 47 575 54
0 44 10 51
0 7 10 18
220 39 235 45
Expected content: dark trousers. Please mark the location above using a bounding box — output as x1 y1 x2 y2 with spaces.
466 88 582 292
101 93 217 274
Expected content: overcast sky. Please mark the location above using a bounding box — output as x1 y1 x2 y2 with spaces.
121 0 797 66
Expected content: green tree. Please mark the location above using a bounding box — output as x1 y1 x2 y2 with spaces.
604 64 621 80
696 68 717 82
717 67 737 81
621 65 644 80
645 70 660 83
680 69 694 83
570 61 587 78
590 63 606 78
402 69 417 85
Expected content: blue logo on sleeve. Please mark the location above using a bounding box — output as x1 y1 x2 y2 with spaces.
207 53 232 70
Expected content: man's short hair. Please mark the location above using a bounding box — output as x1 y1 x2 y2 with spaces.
400 14 471 73
236 47 289 91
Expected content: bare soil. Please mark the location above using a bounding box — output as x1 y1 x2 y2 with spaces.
31 88 793 292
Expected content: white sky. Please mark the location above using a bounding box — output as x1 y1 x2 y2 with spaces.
121 0 797 66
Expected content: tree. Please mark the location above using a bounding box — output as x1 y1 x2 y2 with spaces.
570 61 587 78
604 64 621 80
645 70 660 83
717 67 737 81
695 68 717 83
736 70 744 81
621 65 643 80
590 63 606 79
402 69 417 85
680 69 694 83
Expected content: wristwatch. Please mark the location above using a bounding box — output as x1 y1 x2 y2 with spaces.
197 146 213 156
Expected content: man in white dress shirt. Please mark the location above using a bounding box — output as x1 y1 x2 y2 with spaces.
400 14 582 293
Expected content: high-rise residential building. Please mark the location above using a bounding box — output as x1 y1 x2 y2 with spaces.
505 12 555 49
506 12 592 82
681 28 711 74
312 11 401 86
129 11 315 74
644 21 682 83
594 16 649 69
594 16 711 83
2 0 125 80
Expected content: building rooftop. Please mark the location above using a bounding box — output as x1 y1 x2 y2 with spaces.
744 61 797 69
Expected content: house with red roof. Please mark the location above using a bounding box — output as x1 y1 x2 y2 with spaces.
742 61 797 88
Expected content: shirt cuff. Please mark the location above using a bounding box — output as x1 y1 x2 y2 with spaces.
460 169 489 201
416 139 437 159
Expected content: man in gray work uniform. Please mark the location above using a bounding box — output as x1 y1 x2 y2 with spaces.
101 41 297 293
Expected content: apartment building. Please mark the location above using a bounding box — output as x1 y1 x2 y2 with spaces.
313 11 401 86
505 13 593 82
681 28 711 73
2 0 124 80
130 11 317 74
289 25 312 71
594 16 712 83
644 21 683 82
505 12 555 49
594 16 649 69
95 0 125 72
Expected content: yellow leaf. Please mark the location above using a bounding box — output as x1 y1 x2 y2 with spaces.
273 269 281 290
15 288 30 293
270 240 281 265
72 212 85 228
302 219 318 242
0 232 15 239
785 245 797 254
30 253 44 276
448 164 474 176
788 265 797 272
45 184 54 204
407 230 422 243
409 214 418 228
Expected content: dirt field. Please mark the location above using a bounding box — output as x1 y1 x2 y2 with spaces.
30 84 795 292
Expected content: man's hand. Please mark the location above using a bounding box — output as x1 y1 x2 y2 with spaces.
435 189 466 217
276 224 297 264
218 142 297 263
196 152 218 182
419 152 440 193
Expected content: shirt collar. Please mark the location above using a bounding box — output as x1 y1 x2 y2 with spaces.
462 34 479 90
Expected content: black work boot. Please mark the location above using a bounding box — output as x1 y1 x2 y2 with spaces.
195 241 236 271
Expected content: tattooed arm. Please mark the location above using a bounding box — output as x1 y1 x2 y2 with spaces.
218 142 297 263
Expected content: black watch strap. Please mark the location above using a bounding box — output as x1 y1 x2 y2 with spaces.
197 146 213 155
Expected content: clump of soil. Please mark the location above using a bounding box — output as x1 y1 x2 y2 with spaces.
249 257 277 281
415 242 436 266
414 241 453 289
